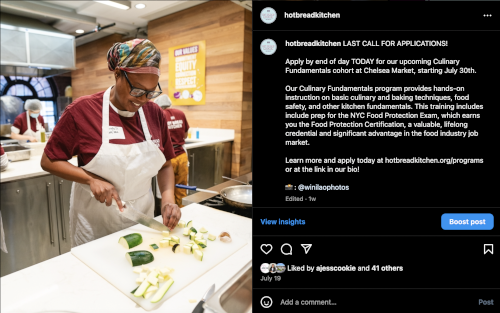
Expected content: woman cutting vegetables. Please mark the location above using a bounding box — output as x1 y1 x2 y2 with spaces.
41 39 181 247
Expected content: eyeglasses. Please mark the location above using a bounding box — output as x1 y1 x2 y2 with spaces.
122 71 162 99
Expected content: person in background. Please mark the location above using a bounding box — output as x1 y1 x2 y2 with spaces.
41 39 180 247
0 146 8 172
154 95 190 207
11 99 44 143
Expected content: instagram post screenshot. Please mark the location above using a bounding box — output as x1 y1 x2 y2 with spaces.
253 0 499 312
0 1 498 313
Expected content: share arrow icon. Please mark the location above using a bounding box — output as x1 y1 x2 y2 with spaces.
301 244 312 254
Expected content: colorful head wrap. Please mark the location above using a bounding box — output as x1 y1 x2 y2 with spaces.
107 39 161 76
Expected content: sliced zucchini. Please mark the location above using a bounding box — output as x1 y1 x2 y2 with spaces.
149 244 159 251
133 267 142 274
134 280 151 297
142 265 150 272
190 227 197 234
134 271 159 297
194 250 203 261
186 220 193 228
160 268 170 276
147 276 158 286
197 243 207 249
189 241 195 245
208 233 216 241
136 277 145 284
159 240 169 248
162 231 170 237
131 286 139 294
182 228 190 236
144 290 155 299
199 227 208 233
189 232 196 240
140 272 147 279
170 236 180 244
178 220 186 228
183 244 192 254
146 285 158 294
119 233 143 249
151 278 174 303
126 251 154 267
172 244 181 254
158 276 165 283
195 239 207 246
169 240 176 246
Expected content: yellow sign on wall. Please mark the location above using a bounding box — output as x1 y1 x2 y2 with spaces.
168 40 206 105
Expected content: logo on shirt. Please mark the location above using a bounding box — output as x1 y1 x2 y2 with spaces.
171 116 175 120
167 119 184 130
152 139 160 148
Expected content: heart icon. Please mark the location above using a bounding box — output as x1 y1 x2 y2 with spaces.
260 244 273 255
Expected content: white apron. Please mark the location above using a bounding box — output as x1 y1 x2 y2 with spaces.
69 87 166 247
22 111 42 143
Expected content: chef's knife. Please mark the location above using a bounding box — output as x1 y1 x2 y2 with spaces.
192 284 215 313
90 192 170 232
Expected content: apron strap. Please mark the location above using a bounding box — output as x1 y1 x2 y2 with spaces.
138 107 152 141
26 111 42 132
102 87 112 144
26 111 31 132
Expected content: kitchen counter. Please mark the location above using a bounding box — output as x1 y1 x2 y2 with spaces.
183 172 252 206
0 203 251 313
1 128 234 184
0 155 78 183
184 128 234 149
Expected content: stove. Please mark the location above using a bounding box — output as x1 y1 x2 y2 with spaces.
199 194 252 219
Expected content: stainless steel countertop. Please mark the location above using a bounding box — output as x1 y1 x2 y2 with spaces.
182 172 252 206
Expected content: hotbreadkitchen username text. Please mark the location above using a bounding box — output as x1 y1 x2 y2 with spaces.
284 12 340 19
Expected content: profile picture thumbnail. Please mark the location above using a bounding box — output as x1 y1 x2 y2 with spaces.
261 263 270 274
276 263 286 273
269 263 277 273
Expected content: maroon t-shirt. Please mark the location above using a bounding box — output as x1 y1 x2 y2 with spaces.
45 91 176 167
12 112 44 134
162 108 189 156
0 145 4 156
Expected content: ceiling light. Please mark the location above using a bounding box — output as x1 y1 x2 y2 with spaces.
95 1 131 10
135 3 146 9
75 29 85 34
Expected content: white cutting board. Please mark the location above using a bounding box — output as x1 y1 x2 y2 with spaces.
71 204 248 311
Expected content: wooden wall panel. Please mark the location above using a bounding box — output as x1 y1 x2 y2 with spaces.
241 9 253 175
72 34 124 99
148 1 252 177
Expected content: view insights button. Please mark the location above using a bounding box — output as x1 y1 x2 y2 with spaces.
441 213 494 230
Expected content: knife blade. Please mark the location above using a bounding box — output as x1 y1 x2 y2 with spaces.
192 284 215 313
90 192 170 232
120 202 170 232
